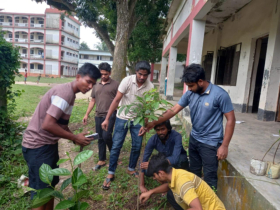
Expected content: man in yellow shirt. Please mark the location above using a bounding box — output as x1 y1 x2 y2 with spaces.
140 153 225 210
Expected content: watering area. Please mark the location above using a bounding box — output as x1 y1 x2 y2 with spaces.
161 87 280 210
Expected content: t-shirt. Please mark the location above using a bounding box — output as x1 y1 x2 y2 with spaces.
22 82 76 149
178 82 233 146
117 75 154 120
38 75 41 80
91 78 119 117
169 169 225 210
24 72 27 78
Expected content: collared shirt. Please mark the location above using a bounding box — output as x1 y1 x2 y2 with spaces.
22 82 75 149
91 78 119 117
142 130 187 166
169 168 226 210
178 82 233 146
117 75 154 120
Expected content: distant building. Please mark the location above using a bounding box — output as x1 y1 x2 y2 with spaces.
0 8 81 77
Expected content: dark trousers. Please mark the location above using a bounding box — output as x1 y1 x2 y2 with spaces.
189 134 221 189
95 111 116 161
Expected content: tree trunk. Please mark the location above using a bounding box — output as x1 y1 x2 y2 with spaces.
111 0 137 82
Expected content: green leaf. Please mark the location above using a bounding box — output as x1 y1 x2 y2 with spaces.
118 106 126 115
153 101 160 109
135 95 145 103
72 167 83 190
32 196 52 208
124 105 131 115
55 200 76 209
73 190 89 201
61 177 72 191
39 163 53 184
49 168 71 176
133 117 142 126
139 118 145 127
52 191 64 199
73 150 93 165
72 174 87 187
38 188 54 199
80 202 90 210
57 158 70 166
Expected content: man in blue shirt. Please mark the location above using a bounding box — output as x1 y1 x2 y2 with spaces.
140 120 189 210
139 63 235 190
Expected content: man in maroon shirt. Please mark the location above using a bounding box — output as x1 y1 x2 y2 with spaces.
22 63 101 210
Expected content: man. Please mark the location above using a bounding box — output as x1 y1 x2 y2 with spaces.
101 61 154 190
37 74 41 84
24 69 27 84
140 153 226 210
22 63 101 210
140 120 189 210
83 62 119 170
139 63 235 190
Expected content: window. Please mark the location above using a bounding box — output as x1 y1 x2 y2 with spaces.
8 33 12 38
66 52 69 55
84 55 89 59
202 51 214 81
110 57 113 61
97 56 100 60
30 64 34 69
22 49 27 54
76 28 78 31
15 34 19 38
30 49 34 54
215 43 241 86
67 38 70 41
23 20 27 23
39 20 44 24
99 56 102 60
23 35 27 39
38 64 43 70
8 19 12 23
23 63 27 68
38 36 44 40
0 19 3 22
68 23 70 27
31 35 34 39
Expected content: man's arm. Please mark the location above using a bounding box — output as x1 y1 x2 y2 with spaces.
102 91 124 131
188 198 203 210
139 104 184 136
166 133 183 165
140 172 148 193
42 114 93 146
83 98 96 125
217 110 235 160
140 183 169 203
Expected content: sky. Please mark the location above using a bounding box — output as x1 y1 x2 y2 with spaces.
1 0 100 49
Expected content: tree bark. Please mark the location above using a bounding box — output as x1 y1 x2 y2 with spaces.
111 0 138 82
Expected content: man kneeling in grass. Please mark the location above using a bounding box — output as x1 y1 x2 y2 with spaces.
140 153 226 210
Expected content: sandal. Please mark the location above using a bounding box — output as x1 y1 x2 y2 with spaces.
93 164 106 171
129 171 139 177
102 177 115 190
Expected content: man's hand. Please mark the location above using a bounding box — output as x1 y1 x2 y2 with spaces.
217 145 228 160
140 162 149 170
140 191 152 203
74 133 93 146
138 122 155 136
101 119 109 131
83 115 88 125
140 185 148 193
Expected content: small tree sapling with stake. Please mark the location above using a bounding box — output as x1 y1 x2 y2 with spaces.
118 88 173 209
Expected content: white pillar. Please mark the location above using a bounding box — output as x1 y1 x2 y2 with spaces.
210 28 221 84
159 57 168 94
166 47 177 100
258 0 280 121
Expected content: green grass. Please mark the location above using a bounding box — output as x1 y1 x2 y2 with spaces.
12 84 51 118
15 75 75 84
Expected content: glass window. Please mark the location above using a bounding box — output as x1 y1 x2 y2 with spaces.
38 64 43 70
30 64 34 69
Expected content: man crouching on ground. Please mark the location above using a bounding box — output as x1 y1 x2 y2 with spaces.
22 63 101 210
140 153 226 210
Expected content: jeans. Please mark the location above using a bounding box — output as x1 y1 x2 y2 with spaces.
95 111 116 161
189 134 221 189
108 117 143 175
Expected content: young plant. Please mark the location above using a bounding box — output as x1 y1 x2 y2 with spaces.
31 150 94 210
118 88 173 209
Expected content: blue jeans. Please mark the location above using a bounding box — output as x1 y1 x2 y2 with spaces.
189 134 221 189
108 117 143 175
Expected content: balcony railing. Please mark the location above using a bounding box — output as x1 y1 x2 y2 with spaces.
30 69 43 73
30 39 44 43
31 23 44 28
30 54 44 59
15 38 28 42
5 38 13 42
15 23 28 27
21 54 27 58
19 68 26 72
0 22 12 26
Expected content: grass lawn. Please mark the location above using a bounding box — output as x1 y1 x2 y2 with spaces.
12 84 51 118
15 75 75 84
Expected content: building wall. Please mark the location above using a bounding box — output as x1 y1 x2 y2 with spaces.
45 45 59 60
46 13 60 28
202 0 274 111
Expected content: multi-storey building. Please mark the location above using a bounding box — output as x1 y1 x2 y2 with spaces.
78 50 113 69
0 8 80 77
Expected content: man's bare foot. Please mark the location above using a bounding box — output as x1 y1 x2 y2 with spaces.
126 170 139 178
97 160 106 165
102 174 114 190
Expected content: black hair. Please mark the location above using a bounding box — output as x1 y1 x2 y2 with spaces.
77 63 101 79
98 62 111 72
135 61 151 74
181 63 205 83
154 120 172 131
147 153 172 177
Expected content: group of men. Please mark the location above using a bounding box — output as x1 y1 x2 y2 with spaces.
22 60 235 210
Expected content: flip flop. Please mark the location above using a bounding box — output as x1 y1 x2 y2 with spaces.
92 164 106 171
130 171 139 177
102 177 115 190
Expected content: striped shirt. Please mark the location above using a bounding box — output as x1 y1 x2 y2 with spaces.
169 169 225 210
22 82 75 149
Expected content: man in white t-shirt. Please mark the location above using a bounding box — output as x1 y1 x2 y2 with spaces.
101 61 154 190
